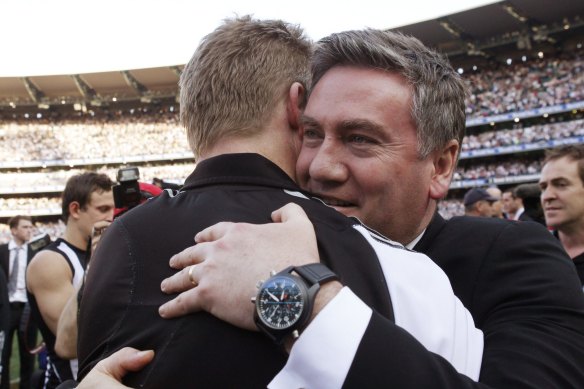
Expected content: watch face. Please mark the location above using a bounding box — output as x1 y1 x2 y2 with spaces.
257 275 305 330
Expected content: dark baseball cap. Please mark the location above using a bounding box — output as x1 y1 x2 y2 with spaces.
463 188 498 207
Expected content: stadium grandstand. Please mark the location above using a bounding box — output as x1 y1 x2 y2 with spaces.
1 0 584 240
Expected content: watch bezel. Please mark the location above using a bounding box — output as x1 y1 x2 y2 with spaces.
255 273 310 331
253 264 338 345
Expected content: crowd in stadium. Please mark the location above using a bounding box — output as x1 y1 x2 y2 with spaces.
0 110 187 163
464 52 584 117
454 159 542 180
0 163 192 192
462 118 584 151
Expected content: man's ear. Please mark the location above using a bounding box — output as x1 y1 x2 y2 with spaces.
68 201 82 220
429 139 459 200
287 82 305 131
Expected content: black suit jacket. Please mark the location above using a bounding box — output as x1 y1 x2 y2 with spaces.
346 214 584 388
77 154 394 388
0 244 9 279
0 246 12 376
0 242 35 280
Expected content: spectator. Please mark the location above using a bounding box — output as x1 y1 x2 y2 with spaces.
486 186 504 219
514 183 545 225
539 145 584 285
502 187 524 220
463 188 497 217
0 215 37 389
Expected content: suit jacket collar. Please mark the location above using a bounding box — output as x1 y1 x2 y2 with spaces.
413 212 448 252
182 153 301 193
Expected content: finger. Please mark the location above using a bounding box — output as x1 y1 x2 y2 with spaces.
99 347 155 380
161 265 200 294
93 220 112 230
169 244 206 269
194 221 234 243
159 288 203 318
271 203 310 223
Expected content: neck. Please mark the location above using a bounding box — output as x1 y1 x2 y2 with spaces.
393 201 436 246
198 123 298 182
63 223 89 251
12 238 25 246
558 223 584 259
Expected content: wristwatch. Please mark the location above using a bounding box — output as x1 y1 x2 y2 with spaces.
252 263 339 345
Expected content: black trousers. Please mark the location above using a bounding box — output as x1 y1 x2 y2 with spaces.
1 302 37 389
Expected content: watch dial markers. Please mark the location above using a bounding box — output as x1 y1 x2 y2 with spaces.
257 276 305 329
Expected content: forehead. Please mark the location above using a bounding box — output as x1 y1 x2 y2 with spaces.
15 219 32 228
541 157 579 180
88 189 114 206
306 66 414 130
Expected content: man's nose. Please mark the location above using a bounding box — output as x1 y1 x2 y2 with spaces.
308 140 349 183
541 186 554 203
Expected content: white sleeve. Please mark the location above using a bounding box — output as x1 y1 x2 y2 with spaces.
270 225 484 389
268 287 371 389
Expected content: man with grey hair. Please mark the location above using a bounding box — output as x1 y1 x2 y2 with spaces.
158 27 584 388
76 17 482 389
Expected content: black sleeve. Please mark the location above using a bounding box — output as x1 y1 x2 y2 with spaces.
55 380 78 389
344 311 478 388
345 221 584 388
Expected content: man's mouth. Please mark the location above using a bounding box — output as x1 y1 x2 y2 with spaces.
319 196 355 208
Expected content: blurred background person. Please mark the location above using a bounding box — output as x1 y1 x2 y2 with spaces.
0 215 36 389
486 186 504 219
501 187 524 220
463 188 497 217
514 183 545 226
540 145 584 286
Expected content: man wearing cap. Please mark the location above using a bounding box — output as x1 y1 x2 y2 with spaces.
463 188 497 217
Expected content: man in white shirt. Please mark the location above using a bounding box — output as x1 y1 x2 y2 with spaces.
0 215 36 389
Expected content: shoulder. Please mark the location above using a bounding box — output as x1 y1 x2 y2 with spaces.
27 250 72 292
442 216 552 241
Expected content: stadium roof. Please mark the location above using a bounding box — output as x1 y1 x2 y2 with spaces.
1 0 583 108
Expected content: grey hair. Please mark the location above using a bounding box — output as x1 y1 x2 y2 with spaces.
311 29 466 159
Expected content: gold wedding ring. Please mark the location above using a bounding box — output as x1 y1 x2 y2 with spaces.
188 265 197 286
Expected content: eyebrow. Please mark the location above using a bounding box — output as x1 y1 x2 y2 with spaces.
300 114 320 128
300 115 385 135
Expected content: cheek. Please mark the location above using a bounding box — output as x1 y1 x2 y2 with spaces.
295 151 312 183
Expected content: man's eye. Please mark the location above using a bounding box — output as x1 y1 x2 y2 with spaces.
303 129 319 138
349 135 372 144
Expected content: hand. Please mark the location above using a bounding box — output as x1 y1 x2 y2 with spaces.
91 220 112 255
77 347 154 389
159 203 320 331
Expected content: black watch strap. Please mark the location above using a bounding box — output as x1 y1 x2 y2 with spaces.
294 263 338 286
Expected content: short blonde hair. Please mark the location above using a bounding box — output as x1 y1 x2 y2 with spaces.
180 16 312 159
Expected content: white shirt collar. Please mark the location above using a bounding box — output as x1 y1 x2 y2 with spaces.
405 229 426 250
